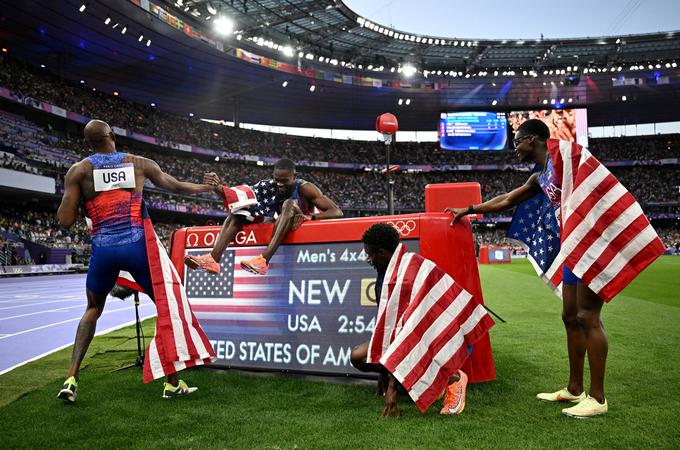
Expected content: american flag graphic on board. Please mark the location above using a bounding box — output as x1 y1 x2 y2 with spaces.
366 244 494 412
546 139 665 302
184 247 284 335
507 191 564 296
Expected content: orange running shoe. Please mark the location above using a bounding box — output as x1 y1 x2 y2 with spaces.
240 254 269 275
184 253 220 274
440 370 468 415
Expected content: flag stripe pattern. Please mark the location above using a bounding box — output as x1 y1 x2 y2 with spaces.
548 139 665 302
222 185 258 212
141 217 216 383
367 244 494 412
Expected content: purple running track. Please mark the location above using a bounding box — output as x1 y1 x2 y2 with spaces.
0 274 156 375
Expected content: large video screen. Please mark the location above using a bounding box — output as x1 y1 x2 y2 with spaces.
508 108 589 148
438 111 508 151
185 240 419 375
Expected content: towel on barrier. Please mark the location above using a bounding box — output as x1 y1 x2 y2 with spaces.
367 244 495 411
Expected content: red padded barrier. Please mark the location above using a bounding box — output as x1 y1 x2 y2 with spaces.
169 213 495 383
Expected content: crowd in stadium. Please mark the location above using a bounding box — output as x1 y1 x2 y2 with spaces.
0 54 678 266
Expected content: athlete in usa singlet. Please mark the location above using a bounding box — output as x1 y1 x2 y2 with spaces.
84 152 153 295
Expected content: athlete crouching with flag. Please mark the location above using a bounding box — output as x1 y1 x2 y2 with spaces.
352 224 494 416
56 120 216 403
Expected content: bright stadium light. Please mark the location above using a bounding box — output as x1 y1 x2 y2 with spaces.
138 34 144 42
213 16 234 35
104 17 111 25
402 64 417 78
309 85 315 92
492 100 498 105
282 45 294 57
79 3 87 13
146 39 151 47
121 26 127 34
282 81 288 87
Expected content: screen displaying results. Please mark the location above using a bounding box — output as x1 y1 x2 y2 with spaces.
439 111 508 151
185 240 419 375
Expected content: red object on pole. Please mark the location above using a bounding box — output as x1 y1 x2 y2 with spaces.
375 113 398 134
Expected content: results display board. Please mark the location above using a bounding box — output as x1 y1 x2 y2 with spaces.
184 239 418 375
438 111 508 151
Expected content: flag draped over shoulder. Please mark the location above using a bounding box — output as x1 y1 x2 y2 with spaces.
547 139 665 302
366 244 494 412
132 211 216 383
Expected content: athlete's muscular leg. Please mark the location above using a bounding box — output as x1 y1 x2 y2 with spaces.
261 199 301 262
66 289 107 380
210 214 247 262
562 284 585 396
576 283 607 403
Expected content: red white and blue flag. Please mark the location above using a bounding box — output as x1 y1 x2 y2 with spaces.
547 139 664 302
222 185 258 212
367 244 494 412
510 139 665 302
508 186 564 296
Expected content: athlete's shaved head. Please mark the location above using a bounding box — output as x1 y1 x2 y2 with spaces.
84 119 115 151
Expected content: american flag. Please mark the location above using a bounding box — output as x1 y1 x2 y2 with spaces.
367 244 494 412
140 216 216 383
507 191 564 295
547 139 665 302
222 185 258 212
184 247 283 335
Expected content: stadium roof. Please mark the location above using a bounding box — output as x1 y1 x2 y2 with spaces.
1 0 679 130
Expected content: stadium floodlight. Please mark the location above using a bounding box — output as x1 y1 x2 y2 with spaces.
121 26 127 34
146 39 151 47
151 102 156 107
282 46 294 57
542 99 548 104
206 3 217 15
282 81 288 87
356 17 365 26
105 17 111 25
398 99 403 105
492 100 498 105
213 16 234 35
621 95 627 101
673 62 678 68
189 112 194 117
405 99 411 105
568 98 573 103
138 34 144 42
79 3 87 13
80 80 85 84
309 85 315 92
402 64 417 78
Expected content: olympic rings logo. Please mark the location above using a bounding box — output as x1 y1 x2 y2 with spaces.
387 220 416 237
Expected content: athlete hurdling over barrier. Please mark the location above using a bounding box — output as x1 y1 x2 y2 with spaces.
56 119 216 403
185 158 343 275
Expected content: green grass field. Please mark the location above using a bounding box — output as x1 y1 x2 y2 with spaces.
2 257 679 449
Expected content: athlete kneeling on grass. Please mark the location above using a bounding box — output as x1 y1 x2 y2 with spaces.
352 223 494 416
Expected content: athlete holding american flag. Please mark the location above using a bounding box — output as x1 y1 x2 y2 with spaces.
447 119 665 418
